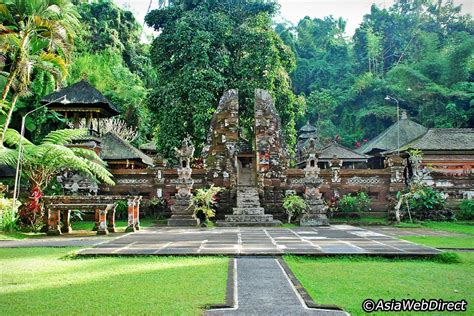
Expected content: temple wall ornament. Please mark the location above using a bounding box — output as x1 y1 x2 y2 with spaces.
329 155 342 183
168 138 199 226
385 154 406 183
346 176 382 185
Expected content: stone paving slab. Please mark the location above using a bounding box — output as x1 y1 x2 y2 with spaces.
77 225 442 256
206 257 348 316
0 236 112 248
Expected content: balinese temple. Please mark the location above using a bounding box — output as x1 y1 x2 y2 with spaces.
358 111 428 168
41 80 153 171
394 128 474 176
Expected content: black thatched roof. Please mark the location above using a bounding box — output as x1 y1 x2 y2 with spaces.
41 80 120 117
0 165 15 177
400 128 474 151
100 132 153 166
319 142 370 161
139 141 157 153
358 113 427 155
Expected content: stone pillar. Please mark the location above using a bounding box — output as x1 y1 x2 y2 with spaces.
385 154 406 184
97 209 108 235
329 155 342 183
133 196 142 230
300 138 329 226
47 209 61 236
168 138 199 226
125 198 136 232
93 208 99 231
60 210 72 233
107 204 117 233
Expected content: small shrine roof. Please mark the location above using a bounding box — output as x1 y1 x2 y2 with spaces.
320 142 370 161
100 132 153 166
41 80 120 117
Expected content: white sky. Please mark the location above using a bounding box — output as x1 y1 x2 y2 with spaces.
114 0 473 37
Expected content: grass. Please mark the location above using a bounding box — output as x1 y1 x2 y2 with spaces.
0 248 228 315
401 236 474 249
329 216 387 225
421 221 474 235
285 253 474 315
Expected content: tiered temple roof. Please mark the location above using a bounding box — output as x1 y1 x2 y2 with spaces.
399 128 474 152
41 80 120 117
319 142 370 162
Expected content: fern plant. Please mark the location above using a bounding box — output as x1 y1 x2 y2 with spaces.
192 185 223 223
0 128 114 226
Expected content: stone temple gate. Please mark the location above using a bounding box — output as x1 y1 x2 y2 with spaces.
202 89 288 226
202 89 288 189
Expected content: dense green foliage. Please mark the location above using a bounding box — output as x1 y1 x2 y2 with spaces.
282 194 307 223
458 200 474 220
145 0 303 158
337 192 371 213
278 0 474 148
398 185 455 221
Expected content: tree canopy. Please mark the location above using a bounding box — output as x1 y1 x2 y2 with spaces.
145 0 303 158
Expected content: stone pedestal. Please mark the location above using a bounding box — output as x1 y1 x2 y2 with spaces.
300 199 329 226
168 182 199 226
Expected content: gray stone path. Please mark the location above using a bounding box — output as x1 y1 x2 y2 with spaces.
206 257 348 316
77 225 441 256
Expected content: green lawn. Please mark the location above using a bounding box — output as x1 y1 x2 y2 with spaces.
401 236 474 248
0 248 228 315
422 221 474 235
330 216 387 225
285 254 474 316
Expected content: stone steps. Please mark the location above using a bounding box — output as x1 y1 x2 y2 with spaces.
232 207 265 215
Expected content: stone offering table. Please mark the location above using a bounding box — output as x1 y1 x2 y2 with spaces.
43 195 142 235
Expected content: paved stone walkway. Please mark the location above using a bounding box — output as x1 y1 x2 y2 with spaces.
77 225 441 256
206 257 348 316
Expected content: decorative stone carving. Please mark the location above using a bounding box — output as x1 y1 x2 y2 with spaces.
329 155 342 183
168 138 199 226
300 138 329 226
57 172 98 195
346 176 382 185
385 154 406 183
254 89 288 186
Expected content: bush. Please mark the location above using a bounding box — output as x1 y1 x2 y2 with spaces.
398 186 454 221
337 192 371 213
0 195 20 233
115 200 128 220
458 200 474 220
282 194 307 223
192 185 223 224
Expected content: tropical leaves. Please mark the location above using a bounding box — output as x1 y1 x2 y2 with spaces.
0 128 114 191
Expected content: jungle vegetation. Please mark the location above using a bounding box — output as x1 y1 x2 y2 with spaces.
1 0 473 159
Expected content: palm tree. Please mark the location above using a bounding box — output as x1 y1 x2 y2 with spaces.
0 0 80 145
0 128 114 198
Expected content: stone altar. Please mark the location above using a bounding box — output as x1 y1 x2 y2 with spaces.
299 139 329 226
168 138 200 226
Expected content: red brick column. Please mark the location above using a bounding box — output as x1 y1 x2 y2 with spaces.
93 208 100 231
97 209 108 235
47 209 61 236
133 197 142 230
125 198 136 232
61 210 72 233
107 204 116 233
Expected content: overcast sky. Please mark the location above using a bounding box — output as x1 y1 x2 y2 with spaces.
114 0 473 37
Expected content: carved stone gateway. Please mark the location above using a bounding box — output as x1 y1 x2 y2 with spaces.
299 139 329 226
168 138 199 226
